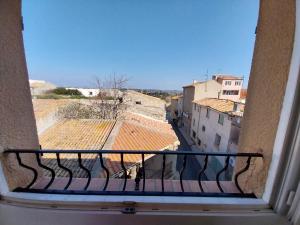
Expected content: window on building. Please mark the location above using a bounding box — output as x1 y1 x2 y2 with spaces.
218 114 224 125
192 131 196 138
233 103 238 111
202 125 205 132
235 81 241 86
197 138 201 146
193 118 195 126
89 92 93 95
222 90 239 95
225 81 232 85
214 134 221 146
206 108 210 118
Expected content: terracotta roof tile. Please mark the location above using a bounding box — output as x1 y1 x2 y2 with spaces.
40 119 115 177
106 121 178 175
193 98 235 113
125 113 174 136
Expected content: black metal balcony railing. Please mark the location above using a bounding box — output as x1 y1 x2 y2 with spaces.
4 149 263 198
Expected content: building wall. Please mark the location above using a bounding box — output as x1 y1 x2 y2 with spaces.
182 86 195 134
219 79 243 101
236 0 296 196
191 105 237 180
170 98 179 120
182 80 221 134
177 97 183 116
191 105 232 154
193 80 222 101
0 0 41 190
126 90 167 121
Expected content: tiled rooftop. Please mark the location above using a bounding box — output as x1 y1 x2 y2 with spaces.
40 119 115 177
125 113 175 136
193 98 243 114
213 74 243 80
40 119 115 150
106 121 178 175
113 122 177 150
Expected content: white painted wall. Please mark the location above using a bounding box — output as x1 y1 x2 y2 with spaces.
191 105 232 153
219 79 243 101
190 104 238 169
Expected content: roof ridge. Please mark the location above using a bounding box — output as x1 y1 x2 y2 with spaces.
125 120 176 138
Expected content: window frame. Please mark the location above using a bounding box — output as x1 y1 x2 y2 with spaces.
192 130 196 139
261 3 300 222
214 133 221 146
0 1 300 224
206 108 210 118
235 81 241 86
197 138 201 146
218 114 224 125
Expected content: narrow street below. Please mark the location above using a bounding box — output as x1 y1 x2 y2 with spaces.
172 123 206 180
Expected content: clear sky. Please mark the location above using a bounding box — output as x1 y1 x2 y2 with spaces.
22 0 259 90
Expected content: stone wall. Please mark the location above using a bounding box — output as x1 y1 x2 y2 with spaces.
125 90 167 121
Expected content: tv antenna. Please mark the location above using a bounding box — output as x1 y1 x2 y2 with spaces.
205 69 208 92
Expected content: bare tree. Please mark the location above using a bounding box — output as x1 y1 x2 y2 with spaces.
92 74 129 120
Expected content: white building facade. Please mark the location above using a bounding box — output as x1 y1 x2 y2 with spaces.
190 98 243 180
212 75 243 102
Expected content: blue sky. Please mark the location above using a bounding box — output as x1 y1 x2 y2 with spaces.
22 0 259 90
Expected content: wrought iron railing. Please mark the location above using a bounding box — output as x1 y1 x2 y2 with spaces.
4 149 263 198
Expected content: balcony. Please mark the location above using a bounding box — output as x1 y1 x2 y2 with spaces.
4 149 262 198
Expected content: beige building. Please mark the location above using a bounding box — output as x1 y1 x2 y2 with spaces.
182 80 222 134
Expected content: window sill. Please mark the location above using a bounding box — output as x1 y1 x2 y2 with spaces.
1 190 270 212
